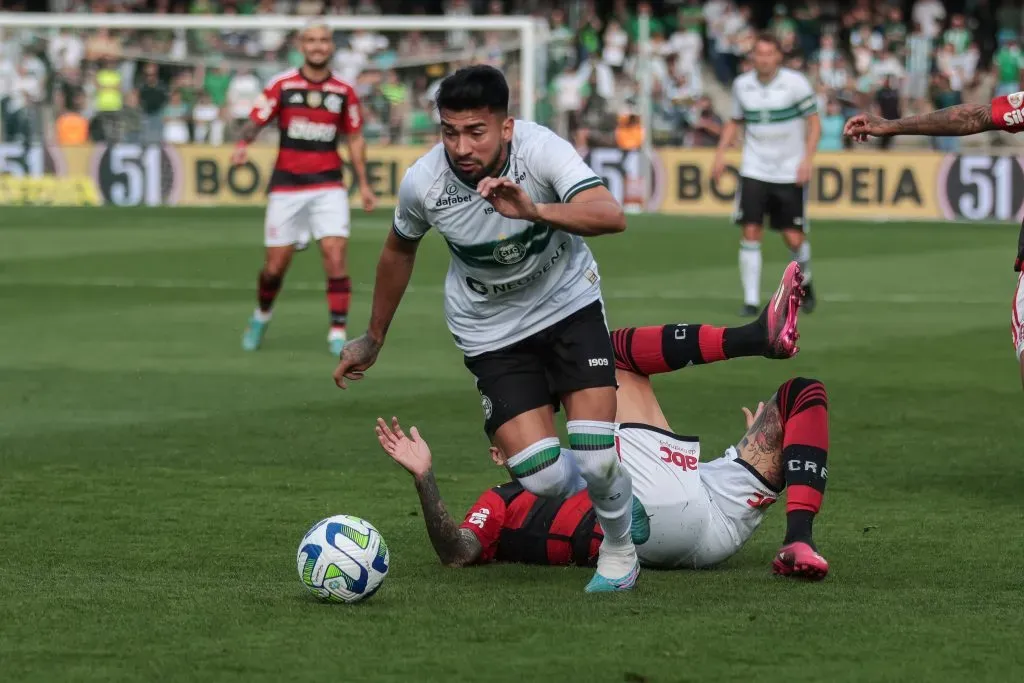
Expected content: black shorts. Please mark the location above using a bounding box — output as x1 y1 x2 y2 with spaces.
734 176 806 232
463 300 616 436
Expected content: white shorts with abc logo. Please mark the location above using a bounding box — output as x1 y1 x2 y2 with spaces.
615 423 780 569
1013 272 1024 360
264 187 350 248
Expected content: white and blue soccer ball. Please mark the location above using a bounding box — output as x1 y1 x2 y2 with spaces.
296 514 390 604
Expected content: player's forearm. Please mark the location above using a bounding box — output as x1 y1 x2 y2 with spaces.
878 103 996 137
534 198 626 236
366 233 418 344
804 115 821 160
414 470 482 567
347 133 370 189
715 119 739 156
236 119 262 145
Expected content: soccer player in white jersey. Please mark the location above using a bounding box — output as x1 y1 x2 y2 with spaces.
332 66 638 592
713 34 821 316
374 263 831 579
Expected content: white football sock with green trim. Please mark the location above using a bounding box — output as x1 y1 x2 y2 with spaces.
567 420 636 574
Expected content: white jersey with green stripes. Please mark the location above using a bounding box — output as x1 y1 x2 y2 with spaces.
730 67 817 184
392 120 606 357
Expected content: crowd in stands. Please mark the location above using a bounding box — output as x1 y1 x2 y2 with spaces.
1 0 1023 152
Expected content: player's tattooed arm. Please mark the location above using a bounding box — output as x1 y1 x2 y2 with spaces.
415 471 484 567
737 398 785 490
237 119 262 145
853 104 997 137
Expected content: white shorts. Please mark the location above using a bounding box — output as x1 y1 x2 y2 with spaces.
1012 272 1024 360
616 423 780 569
264 187 350 248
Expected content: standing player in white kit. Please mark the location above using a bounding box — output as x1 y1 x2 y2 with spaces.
713 34 820 316
233 23 377 355
333 65 639 592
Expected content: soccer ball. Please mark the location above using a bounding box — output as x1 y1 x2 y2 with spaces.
296 514 390 603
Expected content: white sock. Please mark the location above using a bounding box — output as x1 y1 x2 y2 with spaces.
567 420 636 576
739 240 763 307
506 438 582 499
253 308 272 323
790 241 812 283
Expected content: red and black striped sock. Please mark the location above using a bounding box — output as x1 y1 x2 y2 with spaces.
326 276 352 329
777 377 830 547
609 322 767 375
257 270 283 313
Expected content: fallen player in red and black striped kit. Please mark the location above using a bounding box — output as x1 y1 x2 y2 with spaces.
376 263 831 579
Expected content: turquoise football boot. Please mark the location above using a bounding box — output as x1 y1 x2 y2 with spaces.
328 327 346 356
242 316 270 351
585 560 640 593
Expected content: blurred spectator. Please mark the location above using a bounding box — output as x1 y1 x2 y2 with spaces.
380 69 409 142
162 89 191 144
913 0 947 39
906 23 933 110
139 64 169 144
203 60 233 109
49 29 85 72
551 62 584 140
931 73 962 152
121 89 143 144
55 93 89 146
614 110 643 151
875 75 901 149
688 94 722 147
192 91 222 144
943 14 973 53
226 66 260 139
5 59 43 143
546 9 576 80
818 98 845 151
445 0 472 51
993 35 1023 97
602 20 628 71
93 60 123 143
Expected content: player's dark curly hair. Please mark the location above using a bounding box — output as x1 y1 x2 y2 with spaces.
436 65 509 115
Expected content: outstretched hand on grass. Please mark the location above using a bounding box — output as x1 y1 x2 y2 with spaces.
375 416 432 479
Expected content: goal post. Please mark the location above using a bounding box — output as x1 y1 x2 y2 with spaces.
0 12 539 121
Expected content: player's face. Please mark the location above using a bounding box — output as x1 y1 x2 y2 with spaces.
752 41 782 79
301 26 334 69
439 108 513 185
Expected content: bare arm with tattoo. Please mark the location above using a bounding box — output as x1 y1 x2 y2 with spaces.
374 417 483 567
843 103 997 139
230 120 265 165
736 399 785 491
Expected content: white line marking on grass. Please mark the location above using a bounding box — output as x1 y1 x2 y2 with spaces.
0 275 1008 306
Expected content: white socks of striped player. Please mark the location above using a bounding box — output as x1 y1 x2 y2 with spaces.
740 240 763 307
790 241 812 283
567 420 636 577
506 437 586 499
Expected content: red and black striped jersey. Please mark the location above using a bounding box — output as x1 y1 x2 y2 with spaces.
460 482 602 566
988 92 1024 271
250 69 363 193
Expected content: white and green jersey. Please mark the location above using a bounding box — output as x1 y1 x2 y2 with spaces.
730 67 817 184
392 120 606 357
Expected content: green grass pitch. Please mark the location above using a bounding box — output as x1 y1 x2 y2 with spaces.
2 207 1022 682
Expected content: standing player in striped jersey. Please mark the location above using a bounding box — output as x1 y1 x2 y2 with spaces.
844 92 1024 388
713 34 820 316
233 22 377 355
374 264 831 578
